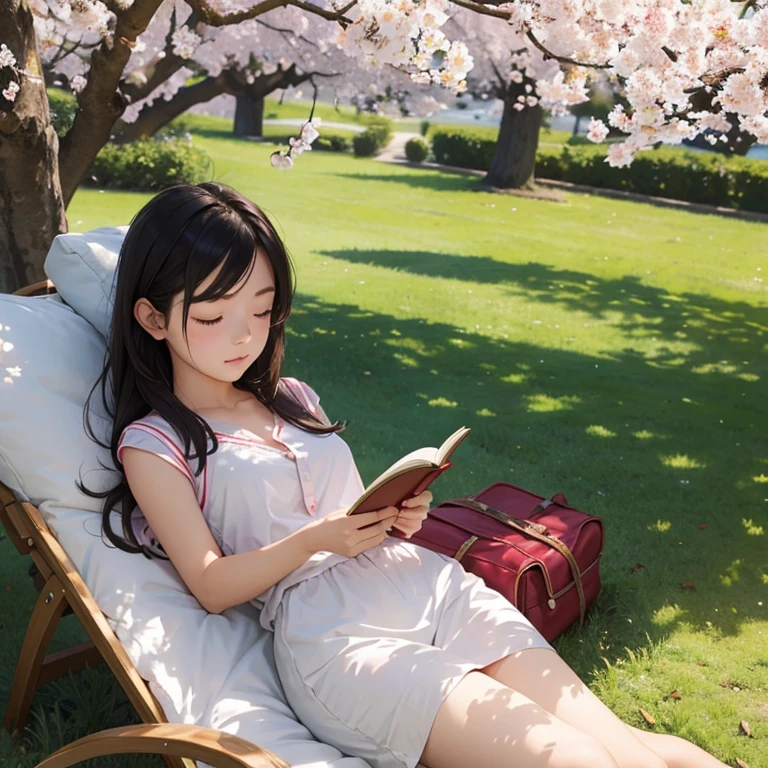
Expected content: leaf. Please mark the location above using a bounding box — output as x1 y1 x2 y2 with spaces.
736 759 750 768
682 582 696 590
698 523 708 530
667 690 682 700
740 720 752 738
697 661 708 667
629 562 645 573
639 708 656 726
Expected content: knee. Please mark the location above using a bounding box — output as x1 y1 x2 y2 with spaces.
564 739 619 768
619 753 668 768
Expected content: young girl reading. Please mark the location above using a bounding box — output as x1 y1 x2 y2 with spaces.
82 182 729 768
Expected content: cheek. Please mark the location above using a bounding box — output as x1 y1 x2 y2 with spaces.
185 323 225 350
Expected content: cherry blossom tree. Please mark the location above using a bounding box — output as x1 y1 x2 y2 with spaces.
1 0 767 292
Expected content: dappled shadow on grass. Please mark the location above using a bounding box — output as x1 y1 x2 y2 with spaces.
332 171 481 193
285 290 766 666
320 248 767 385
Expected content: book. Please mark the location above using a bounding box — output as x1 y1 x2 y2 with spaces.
346 426 471 516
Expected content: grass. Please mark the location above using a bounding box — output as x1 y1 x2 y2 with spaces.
2 126 767 768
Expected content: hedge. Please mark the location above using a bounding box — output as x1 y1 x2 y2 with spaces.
430 127 768 214
87 136 211 191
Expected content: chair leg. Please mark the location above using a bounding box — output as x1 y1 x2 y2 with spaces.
4 574 68 736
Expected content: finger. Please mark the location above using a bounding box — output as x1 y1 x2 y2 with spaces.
394 509 426 521
402 491 433 508
352 507 398 527
391 520 418 536
352 530 388 557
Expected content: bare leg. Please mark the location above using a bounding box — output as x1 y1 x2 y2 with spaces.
629 725 730 768
420 670 620 768
481 649 668 768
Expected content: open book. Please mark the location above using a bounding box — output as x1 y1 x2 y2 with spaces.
346 426 471 516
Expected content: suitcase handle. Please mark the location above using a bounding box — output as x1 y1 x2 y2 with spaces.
451 496 587 627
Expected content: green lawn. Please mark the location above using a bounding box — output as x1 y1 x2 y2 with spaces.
2 128 767 767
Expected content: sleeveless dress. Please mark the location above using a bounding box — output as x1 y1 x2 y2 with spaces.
117 378 554 768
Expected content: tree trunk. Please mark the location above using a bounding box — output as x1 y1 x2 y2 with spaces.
483 78 543 190
233 95 264 137
0 0 67 294
114 75 226 143
573 115 581 136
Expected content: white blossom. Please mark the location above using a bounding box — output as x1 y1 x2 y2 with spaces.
2 81 20 102
0 43 17 69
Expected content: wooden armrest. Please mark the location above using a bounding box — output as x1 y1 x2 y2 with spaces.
34 722 291 768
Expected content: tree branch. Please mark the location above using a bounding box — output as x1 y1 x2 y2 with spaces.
449 0 610 70
121 11 200 103
183 0 357 26
57 0 165 205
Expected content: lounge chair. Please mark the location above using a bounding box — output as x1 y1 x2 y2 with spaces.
0 228 370 768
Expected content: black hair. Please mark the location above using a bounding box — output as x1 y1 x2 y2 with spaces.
78 182 342 558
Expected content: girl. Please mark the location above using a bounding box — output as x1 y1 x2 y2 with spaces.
82 182 729 768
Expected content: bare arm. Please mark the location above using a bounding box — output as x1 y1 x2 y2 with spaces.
121 447 397 614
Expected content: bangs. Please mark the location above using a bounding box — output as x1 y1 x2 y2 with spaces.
178 209 260 332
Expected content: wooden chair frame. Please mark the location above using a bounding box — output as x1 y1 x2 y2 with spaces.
2 281 289 768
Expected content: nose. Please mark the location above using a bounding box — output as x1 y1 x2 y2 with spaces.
232 314 252 345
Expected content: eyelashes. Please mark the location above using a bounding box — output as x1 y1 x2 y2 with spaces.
194 309 272 326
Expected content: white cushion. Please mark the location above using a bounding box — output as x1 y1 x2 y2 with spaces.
0 270 364 766
44 226 127 339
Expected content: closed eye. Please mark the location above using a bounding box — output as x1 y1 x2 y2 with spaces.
194 309 271 326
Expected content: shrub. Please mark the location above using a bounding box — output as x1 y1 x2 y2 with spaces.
87 136 211 191
353 130 380 157
419 119 431 136
313 134 351 153
405 137 429 163
361 115 393 146
47 88 77 137
431 128 497 170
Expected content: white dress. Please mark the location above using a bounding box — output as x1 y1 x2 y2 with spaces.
117 378 554 768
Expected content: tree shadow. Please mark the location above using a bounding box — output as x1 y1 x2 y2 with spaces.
282 290 767 670
331 171 483 193
319 248 767 379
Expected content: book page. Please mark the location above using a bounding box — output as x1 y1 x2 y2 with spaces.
364 446 439 491
436 426 471 466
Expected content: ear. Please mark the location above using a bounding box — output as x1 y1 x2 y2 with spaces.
134 298 168 341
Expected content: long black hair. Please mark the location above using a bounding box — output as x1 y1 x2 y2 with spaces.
78 182 342 558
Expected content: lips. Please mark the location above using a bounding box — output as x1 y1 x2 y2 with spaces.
225 355 249 363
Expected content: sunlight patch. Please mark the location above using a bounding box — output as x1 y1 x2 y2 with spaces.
525 394 581 412
428 397 458 408
752 474 768 484
649 520 672 533
586 425 616 438
475 408 496 417
720 559 742 587
691 362 738 375
652 604 685 627
502 373 529 385
742 518 764 536
393 353 419 368
738 373 760 382
661 454 706 470
633 430 664 440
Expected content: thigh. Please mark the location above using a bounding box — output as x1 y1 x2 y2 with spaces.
481 649 667 768
420 670 619 768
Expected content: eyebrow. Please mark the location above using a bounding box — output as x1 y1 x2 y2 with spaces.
216 286 275 302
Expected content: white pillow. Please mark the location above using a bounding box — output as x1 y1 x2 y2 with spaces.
0 277 364 767
44 226 126 339
0 293 115 507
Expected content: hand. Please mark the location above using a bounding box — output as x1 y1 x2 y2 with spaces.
391 490 433 539
301 506 399 558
